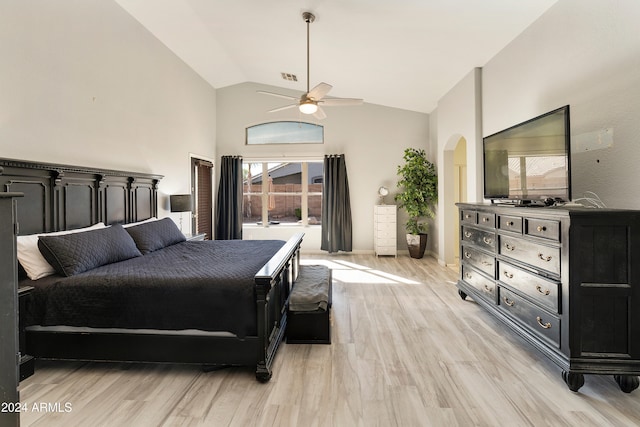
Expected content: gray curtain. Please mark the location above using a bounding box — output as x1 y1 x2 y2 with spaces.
321 154 352 253
215 155 243 240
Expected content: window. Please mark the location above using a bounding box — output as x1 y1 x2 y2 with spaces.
246 122 323 145
243 161 323 226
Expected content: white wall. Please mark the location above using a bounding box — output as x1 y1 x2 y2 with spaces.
0 0 217 233
434 0 640 264
434 68 482 265
216 82 430 252
482 0 640 209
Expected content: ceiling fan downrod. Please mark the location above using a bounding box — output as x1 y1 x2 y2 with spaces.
302 12 315 95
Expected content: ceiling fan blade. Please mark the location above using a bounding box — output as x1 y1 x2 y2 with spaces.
307 82 332 100
313 107 327 120
319 97 364 107
268 104 298 113
257 90 298 101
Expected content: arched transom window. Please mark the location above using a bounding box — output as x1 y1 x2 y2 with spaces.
246 121 323 145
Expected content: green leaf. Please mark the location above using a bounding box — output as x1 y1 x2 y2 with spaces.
394 148 438 234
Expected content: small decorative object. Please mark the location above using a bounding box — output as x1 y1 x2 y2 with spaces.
395 148 438 259
377 186 389 204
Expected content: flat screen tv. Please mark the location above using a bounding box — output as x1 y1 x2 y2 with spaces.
483 105 571 205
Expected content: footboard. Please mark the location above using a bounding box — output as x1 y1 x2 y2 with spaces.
254 232 303 382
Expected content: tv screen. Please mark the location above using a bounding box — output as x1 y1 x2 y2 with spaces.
483 105 571 204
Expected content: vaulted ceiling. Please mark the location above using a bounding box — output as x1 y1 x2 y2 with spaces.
115 0 558 114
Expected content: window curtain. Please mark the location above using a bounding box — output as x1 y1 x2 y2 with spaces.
321 154 352 253
215 155 243 240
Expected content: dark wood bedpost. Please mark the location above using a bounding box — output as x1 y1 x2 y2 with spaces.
0 192 22 427
254 279 271 382
254 232 304 382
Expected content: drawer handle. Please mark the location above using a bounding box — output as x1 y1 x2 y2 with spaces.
464 251 471 259
503 271 514 279
464 272 472 280
536 285 550 296
537 225 547 232
538 253 552 262
482 217 490 222
465 214 472 219
483 237 493 245
483 285 492 293
504 243 516 251
502 296 515 307
464 231 472 238
506 221 514 226
536 316 552 329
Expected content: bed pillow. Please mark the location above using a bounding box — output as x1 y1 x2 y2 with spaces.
38 224 142 277
125 217 186 254
17 222 107 280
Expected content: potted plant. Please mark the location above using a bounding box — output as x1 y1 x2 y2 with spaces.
395 148 438 259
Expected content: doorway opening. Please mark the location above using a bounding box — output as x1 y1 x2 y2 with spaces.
452 137 467 267
191 158 213 239
441 135 468 269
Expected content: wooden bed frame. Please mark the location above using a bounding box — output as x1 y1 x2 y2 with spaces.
1 157 302 382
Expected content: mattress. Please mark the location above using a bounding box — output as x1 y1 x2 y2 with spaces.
23 239 286 338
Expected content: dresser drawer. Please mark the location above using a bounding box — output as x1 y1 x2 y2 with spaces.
375 205 396 215
525 218 560 241
374 206 396 224
375 214 396 224
497 260 560 313
462 227 496 252
498 215 523 234
462 245 495 277
499 287 560 348
376 246 396 256
461 210 477 225
375 220 395 230
499 235 560 276
477 212 496 229
375 226 395 239
376 237 396 247
461 265 497 304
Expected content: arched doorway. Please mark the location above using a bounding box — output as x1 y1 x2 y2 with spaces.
440 134 467 267
452 137 467 266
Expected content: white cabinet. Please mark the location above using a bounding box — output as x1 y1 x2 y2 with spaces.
374 205 397 257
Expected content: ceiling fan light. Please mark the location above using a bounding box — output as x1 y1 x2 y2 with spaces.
299 101 318 114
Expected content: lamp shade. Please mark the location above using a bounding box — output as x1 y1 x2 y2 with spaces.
170 194 192 212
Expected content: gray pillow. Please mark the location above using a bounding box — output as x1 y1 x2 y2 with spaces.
38 224 142 277
125 217 186 254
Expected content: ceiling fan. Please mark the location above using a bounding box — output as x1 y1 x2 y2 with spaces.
258 12 363 120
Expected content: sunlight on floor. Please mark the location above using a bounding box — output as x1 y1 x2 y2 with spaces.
300 259 420 285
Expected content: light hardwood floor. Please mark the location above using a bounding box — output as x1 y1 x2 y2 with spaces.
19 254 640 426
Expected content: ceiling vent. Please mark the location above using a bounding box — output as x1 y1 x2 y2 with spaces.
281 72 298 82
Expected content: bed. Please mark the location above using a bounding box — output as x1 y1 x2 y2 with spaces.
2 158 302 382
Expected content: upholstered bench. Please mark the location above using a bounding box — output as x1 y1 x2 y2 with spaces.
287 265 332 344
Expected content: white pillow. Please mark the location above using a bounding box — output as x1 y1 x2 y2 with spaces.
122 217 158 228
17 223 107 280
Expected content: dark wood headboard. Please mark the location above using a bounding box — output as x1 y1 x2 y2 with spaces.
0 158 162 235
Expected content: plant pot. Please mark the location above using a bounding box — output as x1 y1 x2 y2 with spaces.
406 233 428 259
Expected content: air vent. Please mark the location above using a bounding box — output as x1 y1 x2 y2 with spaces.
281 72 298 82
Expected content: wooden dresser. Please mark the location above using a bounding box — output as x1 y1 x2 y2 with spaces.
374 205 397 257
456 202 640 392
